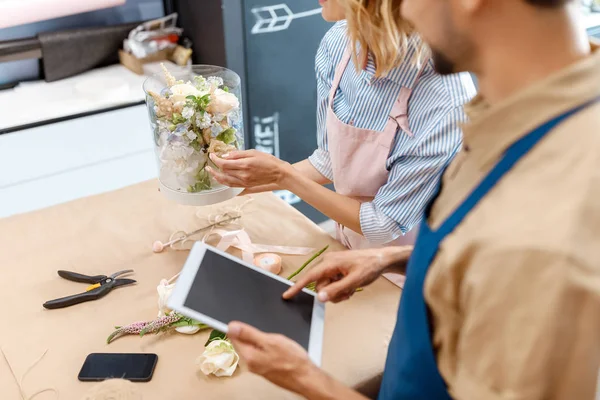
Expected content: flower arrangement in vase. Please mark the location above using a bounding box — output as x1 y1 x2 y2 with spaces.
144 64 245 206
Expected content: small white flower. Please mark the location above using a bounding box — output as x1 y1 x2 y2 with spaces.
208 89 239 115
182 106 195 120
157 279 175 317
170 83 201 105
196 113 212 129
207 76 224 90
194 76 210 92
196 340 239 377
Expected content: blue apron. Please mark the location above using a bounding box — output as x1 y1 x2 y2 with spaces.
378 95 600 400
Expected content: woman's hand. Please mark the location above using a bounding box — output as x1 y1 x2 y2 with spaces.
283 246 412 303
207 150 295 189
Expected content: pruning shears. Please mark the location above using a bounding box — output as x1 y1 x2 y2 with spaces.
43 269 136 310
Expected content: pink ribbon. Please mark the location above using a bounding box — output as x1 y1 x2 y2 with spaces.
202 229 315 264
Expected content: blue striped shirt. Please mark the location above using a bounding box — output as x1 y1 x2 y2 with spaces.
309 21 476 244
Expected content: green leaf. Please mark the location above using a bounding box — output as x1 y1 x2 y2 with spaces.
199 94 211 109
205 329 227 346
216 128 236 144
187 167 211 193
189 138 203 152
172 113 186 124
185 94 211 112
222 86 230 92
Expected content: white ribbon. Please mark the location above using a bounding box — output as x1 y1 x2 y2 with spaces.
202 229 315 264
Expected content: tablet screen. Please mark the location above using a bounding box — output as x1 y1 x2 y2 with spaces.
183 248 314 350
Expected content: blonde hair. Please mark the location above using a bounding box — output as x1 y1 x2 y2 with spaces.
339 0 427 76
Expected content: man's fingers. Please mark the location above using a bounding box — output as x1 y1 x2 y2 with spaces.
283 264 338 299
315 277 332 293
229 338 269 373
317 272 362 303
228 321 267 347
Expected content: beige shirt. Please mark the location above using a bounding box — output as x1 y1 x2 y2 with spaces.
425 42 600 400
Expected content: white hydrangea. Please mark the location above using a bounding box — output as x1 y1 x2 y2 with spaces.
211 113 225 122
159 141 208 189
210 122 224 137
173 123 190 137
196 113 212 129
186 130 197 141
182 106 195 120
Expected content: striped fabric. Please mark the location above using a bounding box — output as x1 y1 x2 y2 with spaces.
308 21 476 244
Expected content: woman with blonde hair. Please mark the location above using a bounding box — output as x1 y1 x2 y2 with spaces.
209 0 474 287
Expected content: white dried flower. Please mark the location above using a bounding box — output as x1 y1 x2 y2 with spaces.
157 279 175 317
208 89 239 115
196 340 239 377
170 83 201 106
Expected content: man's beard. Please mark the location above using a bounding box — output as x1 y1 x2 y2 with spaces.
431 48 456 75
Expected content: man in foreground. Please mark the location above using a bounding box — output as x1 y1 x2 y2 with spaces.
228 0 600 398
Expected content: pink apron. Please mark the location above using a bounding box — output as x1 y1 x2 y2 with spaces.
327 48 428 288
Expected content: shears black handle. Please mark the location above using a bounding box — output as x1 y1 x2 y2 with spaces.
57 270 106 284
43 285 112 309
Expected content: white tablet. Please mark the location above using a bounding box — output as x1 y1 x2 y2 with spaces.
168 242 325 365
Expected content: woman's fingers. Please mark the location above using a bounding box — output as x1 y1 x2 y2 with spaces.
206 166 246 187
221 150 252 160
209 153 248 171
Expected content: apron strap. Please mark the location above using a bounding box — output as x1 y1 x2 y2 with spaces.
384 57 431 139
328 47 353 105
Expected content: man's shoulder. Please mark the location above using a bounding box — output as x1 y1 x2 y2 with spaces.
471 106 600 262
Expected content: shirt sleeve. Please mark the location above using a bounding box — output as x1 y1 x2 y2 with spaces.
307 35 335 181
452 247 600 400
360 106 465 244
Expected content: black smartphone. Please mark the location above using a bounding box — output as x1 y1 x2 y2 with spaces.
78 353 158 382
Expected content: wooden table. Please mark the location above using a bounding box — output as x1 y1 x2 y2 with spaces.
0 181 400 399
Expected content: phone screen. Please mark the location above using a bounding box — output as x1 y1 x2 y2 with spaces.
78 353 158 382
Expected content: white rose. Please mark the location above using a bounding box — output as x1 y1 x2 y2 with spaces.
208 89 239 115
196 340 239 377
157 279 175 317
170 83 201 105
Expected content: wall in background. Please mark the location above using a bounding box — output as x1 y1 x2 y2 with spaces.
0 0 164 85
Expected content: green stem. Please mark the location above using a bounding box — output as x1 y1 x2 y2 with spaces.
287 245 329 281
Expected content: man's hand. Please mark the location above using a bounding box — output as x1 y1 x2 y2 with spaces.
228 322 321 394
283 246 413 303
228 322 369 400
